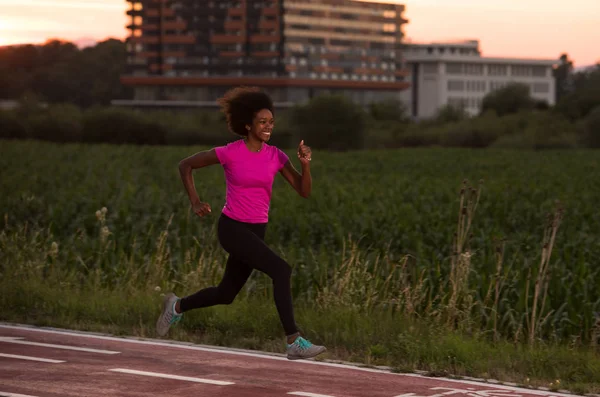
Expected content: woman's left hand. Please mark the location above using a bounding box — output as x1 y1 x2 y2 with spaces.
297 140 312 165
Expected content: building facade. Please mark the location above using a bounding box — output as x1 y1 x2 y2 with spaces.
401 40 557 119
121 0 411 107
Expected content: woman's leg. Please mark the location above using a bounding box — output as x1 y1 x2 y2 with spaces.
216 217 326 359
178 255 252 312
155 257 250 338
217 215 298 336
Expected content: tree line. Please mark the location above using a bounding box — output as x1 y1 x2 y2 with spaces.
0 39 131 107
0 39 598 149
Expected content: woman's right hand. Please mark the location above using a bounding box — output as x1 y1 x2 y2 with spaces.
192 201 212 217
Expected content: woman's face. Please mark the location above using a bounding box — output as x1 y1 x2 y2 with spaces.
248 108 274 142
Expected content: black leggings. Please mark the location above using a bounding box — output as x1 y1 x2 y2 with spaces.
179 214 298 336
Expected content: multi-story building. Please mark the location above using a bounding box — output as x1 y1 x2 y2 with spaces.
120 0 411 107
401 40 557 119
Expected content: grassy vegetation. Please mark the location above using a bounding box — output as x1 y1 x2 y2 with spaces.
1 140 599 394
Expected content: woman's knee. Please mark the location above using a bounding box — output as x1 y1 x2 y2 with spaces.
272 259 292 281
219 294 236 305
216 288 237 305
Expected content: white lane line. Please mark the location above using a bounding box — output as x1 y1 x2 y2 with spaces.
288 392 337 397
108 368 234 385
0 324 577 397
0 336 120 355
0 353 65 363
0 392 41 397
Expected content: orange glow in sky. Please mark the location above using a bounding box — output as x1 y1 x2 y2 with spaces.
0 0 598 66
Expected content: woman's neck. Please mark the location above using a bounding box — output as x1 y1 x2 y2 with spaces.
245 136 263 152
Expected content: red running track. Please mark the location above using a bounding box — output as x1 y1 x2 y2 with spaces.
0 323 577 397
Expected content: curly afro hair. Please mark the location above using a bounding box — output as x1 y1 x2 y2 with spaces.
217 86 274 137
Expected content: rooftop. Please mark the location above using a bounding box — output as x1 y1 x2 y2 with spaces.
403 39 556 66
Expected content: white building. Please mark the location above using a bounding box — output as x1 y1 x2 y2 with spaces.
400 40 557 119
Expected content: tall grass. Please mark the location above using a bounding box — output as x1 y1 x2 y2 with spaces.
2 140 599 344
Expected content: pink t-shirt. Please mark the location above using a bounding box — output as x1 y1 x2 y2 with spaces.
214 139 289 224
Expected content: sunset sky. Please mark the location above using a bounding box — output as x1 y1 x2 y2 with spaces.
0 0 598 67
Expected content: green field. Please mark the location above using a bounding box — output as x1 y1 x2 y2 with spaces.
1 140 599 394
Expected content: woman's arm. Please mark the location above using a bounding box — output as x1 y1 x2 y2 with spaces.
280 161 311 198
178 149 220 216
279 140 312 198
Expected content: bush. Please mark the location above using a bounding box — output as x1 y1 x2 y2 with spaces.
492 112 579 149
27 103 83 143
528 113 579 149
395 124 443 147
368 99 410 123
362 120 407 149
582 105 600 148
148 111 226 147
554 75 600 121
82 107 166 145
289 94 367 151
433 104 468 124
439 112 503 148
0 110 27 139
481 83 536 117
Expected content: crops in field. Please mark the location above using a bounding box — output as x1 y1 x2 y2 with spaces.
1 140 600 347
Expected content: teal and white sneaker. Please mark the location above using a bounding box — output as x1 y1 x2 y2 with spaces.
156 292 182 337
286 336 326 360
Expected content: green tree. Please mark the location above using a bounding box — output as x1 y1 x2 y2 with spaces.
30 40 80 103
434 104 468 124
554 64 600 121
582 105 600 148
74 39 133 107
368 98 410 122
0 44 39 99
481 82 536 117
553 53 574 103
289 94 367 151
0 38 132 107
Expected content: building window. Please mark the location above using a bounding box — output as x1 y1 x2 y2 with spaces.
512 65 532 76
464 80 486 92
532 66 547 77
383 24 396 32
446 63 462 74
533 82 550 93
465 64 483 75
488 64 507 76
448 80 464 91
490 81 509 91
424 63 438 74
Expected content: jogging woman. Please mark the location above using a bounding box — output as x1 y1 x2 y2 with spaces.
155 86 326 361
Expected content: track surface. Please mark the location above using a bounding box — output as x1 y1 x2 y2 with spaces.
0 323 576 397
